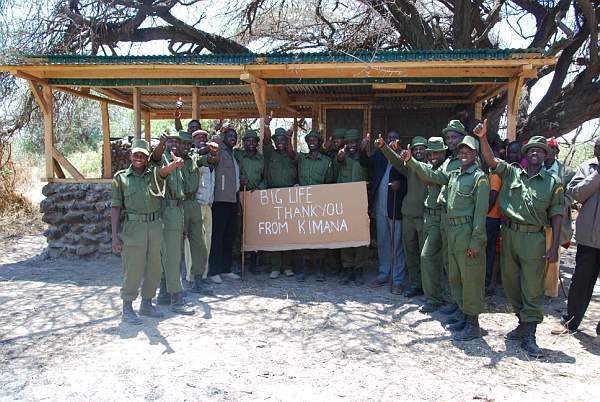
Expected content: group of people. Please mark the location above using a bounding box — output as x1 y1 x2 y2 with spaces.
111 107 600 357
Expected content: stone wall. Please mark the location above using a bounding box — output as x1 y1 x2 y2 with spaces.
40 183 112 258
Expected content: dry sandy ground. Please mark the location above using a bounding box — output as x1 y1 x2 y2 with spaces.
1 234 599 401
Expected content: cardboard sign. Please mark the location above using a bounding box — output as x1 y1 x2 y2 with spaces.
242 182 370 251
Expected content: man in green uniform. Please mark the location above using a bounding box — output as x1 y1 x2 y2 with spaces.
336 128 369 285
437 120 468 317
297 130 334 282
263 124 298 279
476 121 564 358
323 128 346 160
235 129 267 274
378 135 489 341
182 131 219 295
152 130 210 315
395 136 428 298
111 139 184 324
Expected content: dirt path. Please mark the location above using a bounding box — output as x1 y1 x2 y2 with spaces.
1 235 599 401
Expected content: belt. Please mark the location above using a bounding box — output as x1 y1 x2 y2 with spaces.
162 199 183 207
425 207 441 216
507 221 543 233
447 216 472 226
184 194 197 201
125 211 160 222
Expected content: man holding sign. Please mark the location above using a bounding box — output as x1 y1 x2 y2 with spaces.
297 130 334 281
336 129 369 285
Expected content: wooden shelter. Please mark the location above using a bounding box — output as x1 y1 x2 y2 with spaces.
1 49 555 184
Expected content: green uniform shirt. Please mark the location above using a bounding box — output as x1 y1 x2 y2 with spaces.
381 144 436 212
263 144 297 188
111 165 164 213
175 153 210 198
494 160 564 226
298 152 334 186
235 149 267 191
437 156 461 207
336 154 368 183
407 158 490 250
158 152 185 200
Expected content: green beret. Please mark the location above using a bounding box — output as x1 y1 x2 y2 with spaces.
242 130 260 141
458 136 479 151
131 139 150 156
305 131 321 140
273 128 288 139
180 131 192 143
522 136 551 154
442 120 467 136
410 136 428 148
345 128 361 141
332 128 346 139
426 137 448 152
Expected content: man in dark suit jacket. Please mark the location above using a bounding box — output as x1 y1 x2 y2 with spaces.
359 131 408 294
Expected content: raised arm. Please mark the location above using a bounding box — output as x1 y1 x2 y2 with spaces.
473 119 497 169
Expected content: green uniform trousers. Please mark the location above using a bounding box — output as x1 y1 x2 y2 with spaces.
183 200 208 277
447 222 486 316
440 210 455 303
421 212 444 305
120 220 163 301
341 246 369 269
402 215 425 289
270 251 293 273
161 204 184 294
500 226 546 323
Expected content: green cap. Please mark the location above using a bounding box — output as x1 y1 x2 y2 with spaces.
305 130 321 140
242 130 260 140
332 128 346 139
442 120 467 136
426 137 448 152
180 131 193 143
458 136 480 151
166 130 184 141
273 128 288 139
131 139 151 156
522 136 551 154
345 128 361 141
411 136 428 148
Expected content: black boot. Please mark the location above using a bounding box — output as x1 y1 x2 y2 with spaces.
122 301 143 325
505 314 525 340
315 261 326 282
190 275 214 295
403 287 424 298
139 298 164 318
354 268 364 286
157 278 170 305
170 292 195 315
446 311 466 331
521 323 544 358
445 308 465 325
439 303 458 315
340 269 352 285
453 315 482 341
249 252 259 274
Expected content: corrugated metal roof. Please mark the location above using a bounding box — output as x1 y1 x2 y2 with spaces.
17 48 543 66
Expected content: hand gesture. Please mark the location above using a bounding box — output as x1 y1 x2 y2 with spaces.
337 146 346 161
398 148 412 162
389 140 401 152
265 110 274 127
361 133 371 151
169 151 184 169
473 119 488 139
374 134 385 149
323 136 333 151
112 238 122 254
175 96 183 109
390 180 401 192
207 141 219 156
159 131 169 145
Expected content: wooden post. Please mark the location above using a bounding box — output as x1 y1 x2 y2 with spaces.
43 86 54 179
293 116 298 151
191 87 201 121
144 113 151 142
101 101 111 178
506 78 522 141
474 101 483 121
133 87 142 139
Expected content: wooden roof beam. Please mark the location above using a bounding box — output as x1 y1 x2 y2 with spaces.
372 83 406 90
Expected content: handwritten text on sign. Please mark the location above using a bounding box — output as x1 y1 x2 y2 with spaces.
243 182 370 251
